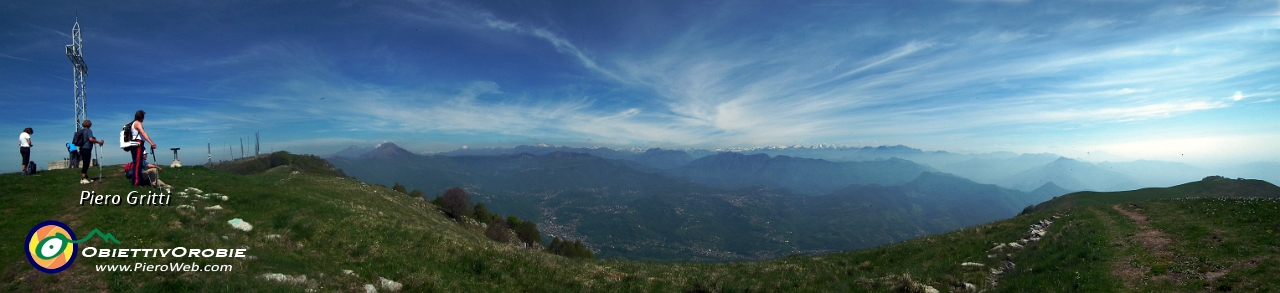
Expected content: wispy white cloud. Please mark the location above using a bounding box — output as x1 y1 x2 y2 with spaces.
827 41 935 82
1109 88 1146 95
0 53 32 62
1152 5 1211 16
476 14 605 73
951 0 1030 3
25 22 73 39
396 0 621 81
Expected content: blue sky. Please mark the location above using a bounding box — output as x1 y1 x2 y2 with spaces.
2 0 1278 168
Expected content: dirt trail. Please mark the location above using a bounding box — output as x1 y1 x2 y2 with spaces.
1110 203 1262 287
1109 203 1185 288
1112 204 1172 254
1096 206 1144 288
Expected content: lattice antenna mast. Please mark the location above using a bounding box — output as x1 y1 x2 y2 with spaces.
66 19 88 131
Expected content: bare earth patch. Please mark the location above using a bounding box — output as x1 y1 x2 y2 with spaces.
1097 206 1148 289
1111 204 1184 284
1112 204 1170 253
1112 255 1145 287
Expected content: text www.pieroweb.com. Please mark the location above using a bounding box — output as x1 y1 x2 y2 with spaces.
79 247 246 272
95 262 233 272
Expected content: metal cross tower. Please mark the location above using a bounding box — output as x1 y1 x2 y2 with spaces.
66 19 88 131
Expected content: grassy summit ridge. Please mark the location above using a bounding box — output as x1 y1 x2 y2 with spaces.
1030 176 1280 213
2 152 1277 292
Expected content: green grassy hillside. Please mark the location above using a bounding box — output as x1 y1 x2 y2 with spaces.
1030 176 1280 213
3 156 1278 292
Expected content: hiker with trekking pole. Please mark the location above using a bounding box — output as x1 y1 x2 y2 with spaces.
72 120 105 184
122 110 157 186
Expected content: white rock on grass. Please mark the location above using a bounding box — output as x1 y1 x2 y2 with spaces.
205 205 223 210
964 282 977 291
921 284 939 293
220 195 228 201
228 218 253 232
176 205 195 210
343 269 356 276
379 277 403 292
260 273 285 282
261 273 307 285
265 234 281 240
364 284 378 293
960 262 984 267
184 187 203 194
1008 242 1023 249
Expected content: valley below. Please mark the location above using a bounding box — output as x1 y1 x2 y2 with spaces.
329 143 1269 262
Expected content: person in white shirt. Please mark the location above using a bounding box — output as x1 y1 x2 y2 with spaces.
18 127 32 173
126 110 158 186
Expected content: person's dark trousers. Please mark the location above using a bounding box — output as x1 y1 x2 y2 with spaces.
129 146 145 185
20 147 30 170
69 150 80 171
79 148 92 178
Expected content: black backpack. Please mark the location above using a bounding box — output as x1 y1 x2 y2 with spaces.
121 121 137 151
72 129 87 147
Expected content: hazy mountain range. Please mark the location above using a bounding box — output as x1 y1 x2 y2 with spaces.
325 142 1276 260
398 143 1277 192
672 152 936 195
329 143 1065 260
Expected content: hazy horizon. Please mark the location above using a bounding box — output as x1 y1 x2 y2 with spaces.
3 1 1279 169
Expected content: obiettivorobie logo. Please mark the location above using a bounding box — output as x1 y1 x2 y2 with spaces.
25 220 121 274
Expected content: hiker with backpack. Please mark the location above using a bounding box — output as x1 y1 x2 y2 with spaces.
18 127 32 174
73 120 105 184
122 110 158 186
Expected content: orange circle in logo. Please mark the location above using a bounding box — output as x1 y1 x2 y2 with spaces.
26 221 78 274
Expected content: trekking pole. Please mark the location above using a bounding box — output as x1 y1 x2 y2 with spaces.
95 144 102 181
